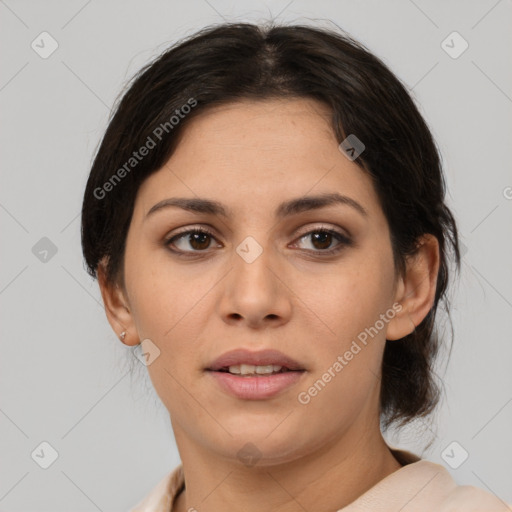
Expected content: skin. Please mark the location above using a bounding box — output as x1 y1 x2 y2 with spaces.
98 98 440 512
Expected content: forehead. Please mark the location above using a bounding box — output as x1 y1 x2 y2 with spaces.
134 98 381 221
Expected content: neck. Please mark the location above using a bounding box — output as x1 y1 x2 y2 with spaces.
172 416 402 512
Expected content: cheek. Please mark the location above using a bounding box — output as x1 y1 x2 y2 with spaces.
124 261 205 411
293 247 396 408
294 255 395 350
123 246 216 380
125 270 173 339
293 269 392 428
124 242 200 337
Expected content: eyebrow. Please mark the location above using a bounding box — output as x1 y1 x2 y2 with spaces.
145 192 368 220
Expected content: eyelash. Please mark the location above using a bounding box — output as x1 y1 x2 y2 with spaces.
164 225 352 257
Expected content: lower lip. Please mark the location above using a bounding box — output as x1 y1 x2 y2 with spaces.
207 370 305 400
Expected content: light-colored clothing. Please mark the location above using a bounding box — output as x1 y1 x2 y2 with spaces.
129 449 510 511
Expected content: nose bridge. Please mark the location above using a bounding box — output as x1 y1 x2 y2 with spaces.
232 233 275 292
217 231 292 326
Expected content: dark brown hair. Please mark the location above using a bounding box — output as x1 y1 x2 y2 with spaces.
81 22 460 429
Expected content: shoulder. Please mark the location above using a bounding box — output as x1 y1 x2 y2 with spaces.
392 449 509 511
342 449 510 512
128 465 184 512
439 484 511 511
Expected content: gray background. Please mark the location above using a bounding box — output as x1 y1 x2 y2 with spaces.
1 0 511 510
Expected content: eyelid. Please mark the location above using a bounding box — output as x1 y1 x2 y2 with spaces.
294 223 351 240
165 225 220 248
290 225 353 255
165 224 219 241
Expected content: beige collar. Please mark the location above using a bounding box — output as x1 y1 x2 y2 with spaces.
130 448 509 511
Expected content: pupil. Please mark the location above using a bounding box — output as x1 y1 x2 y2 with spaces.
191 233 210 250
312 232 331 250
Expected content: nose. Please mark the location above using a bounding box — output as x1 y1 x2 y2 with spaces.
217 239 293 330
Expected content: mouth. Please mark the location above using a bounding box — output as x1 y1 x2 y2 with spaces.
206 348 305 374
205 349 306 399
212 364 299 377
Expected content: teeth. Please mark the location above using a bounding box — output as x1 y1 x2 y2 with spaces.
256 365 275 374
227 364 283 375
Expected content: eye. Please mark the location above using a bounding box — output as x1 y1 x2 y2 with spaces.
292 227 352 255
164 225 352 256
165 227 221 253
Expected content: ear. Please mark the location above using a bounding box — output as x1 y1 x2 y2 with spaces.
386 234 440 341
97 258 139 346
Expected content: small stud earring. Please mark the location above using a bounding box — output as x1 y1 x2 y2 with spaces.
120 331 127 342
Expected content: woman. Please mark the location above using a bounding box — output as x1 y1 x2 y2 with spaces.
81 22 508 511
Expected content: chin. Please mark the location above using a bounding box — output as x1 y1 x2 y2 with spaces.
201 421 317 468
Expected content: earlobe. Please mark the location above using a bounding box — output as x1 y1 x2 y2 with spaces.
97 258 139 346
386 234 440 341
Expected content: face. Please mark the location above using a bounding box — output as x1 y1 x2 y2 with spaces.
119 98 403 465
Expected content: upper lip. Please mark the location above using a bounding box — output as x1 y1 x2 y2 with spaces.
207 349 304 371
